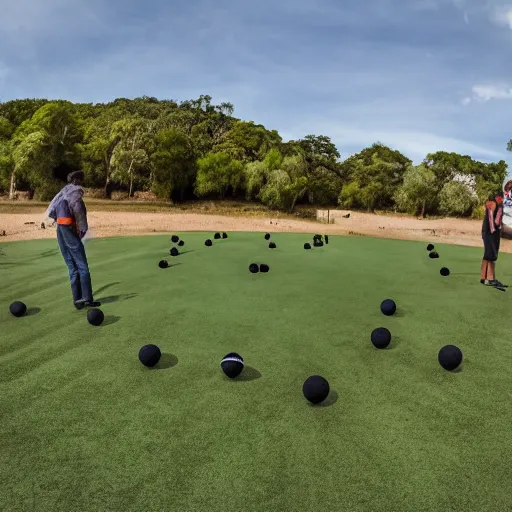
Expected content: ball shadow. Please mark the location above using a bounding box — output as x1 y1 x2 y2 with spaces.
309 389 339 407
236 366 262 381
153 353 178 370
389 336 401 349
102 315 121 326
179 250 196 255
25 307 41 316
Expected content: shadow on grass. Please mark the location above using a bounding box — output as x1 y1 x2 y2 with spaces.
309 389 338 408
102 315 121 326
97 293 138 304
25 307 41 316
153 353 178 369
179 250 196 255
94 282 121 295
236 366 262 381
389 336 401 349
450 364 464 373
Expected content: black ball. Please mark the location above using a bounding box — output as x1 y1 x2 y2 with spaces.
9 301 27 317
313 234 322 241
264 233 270 240
222 232 228 239
302 375 330 404
371 328 391 349
380 299 396 316
214 232 221 239
178 240 184 246
158 260 168 269
269 242 276 249
429 251 439 259
221 352 244 378
427 243 434 251
304 243 311 250
438 345 463 371
87 308 104 326
260 264 269 272
139 344 162 367
440 267 450 276
170 247 179 257
325 235 329 244
313 240 324 247
249 263 259 273
205 239 212 247
171 235 179 243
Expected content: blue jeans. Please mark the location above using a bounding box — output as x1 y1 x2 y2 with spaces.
57 225 94 303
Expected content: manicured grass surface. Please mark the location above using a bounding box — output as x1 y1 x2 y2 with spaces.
1 233 512 511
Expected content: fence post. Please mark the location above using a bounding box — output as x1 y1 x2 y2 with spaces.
327 209 330 224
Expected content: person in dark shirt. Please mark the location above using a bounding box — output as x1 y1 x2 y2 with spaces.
45 171 101 309
481 194 506 289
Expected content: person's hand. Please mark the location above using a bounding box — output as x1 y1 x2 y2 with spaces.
79 230 86 239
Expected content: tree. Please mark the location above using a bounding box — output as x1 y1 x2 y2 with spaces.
259 155 308 212
438 181 478 217
110 117 153 196
0 117 14 140
195 152 244 198
244 160 268 200
342 143 411 212
7 101 81 199
151 129 196 202
214 121 282 161
338 181 362 209
394 164 437 217
80 107 125 197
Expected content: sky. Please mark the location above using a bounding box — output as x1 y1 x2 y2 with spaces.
0 0 511 169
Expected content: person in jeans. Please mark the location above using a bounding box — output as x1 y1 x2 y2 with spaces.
45 170 101 309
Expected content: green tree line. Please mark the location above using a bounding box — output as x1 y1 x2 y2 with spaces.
0 95 509 217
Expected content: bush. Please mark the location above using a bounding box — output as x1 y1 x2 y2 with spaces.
438 181 478 217
338 182 361 209
111 191 130 201
83 188 106 199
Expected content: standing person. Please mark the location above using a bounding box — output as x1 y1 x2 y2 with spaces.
45 170 101 309
481 194 506 289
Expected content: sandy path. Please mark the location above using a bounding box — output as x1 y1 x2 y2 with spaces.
1 209 511 253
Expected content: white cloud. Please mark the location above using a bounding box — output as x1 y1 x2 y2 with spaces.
462 96 471 105
491 5 512 29
472 84 512 101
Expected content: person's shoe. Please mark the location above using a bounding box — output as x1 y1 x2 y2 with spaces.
83 301 101 308
75 299 101 309
495 280 508 288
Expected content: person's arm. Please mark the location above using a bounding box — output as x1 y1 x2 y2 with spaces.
45 190 62 221
67 188 88 236
496 206 503 229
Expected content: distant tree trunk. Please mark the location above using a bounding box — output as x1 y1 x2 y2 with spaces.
128 159 135 197
127 137 137 197
421 200 426 218
9 170 16 200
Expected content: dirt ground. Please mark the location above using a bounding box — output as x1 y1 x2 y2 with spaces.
1 207 511 253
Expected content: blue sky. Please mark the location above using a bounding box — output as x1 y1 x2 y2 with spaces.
0 0 511 169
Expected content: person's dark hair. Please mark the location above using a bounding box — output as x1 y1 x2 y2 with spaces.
505 180 512 192
67 171 85 184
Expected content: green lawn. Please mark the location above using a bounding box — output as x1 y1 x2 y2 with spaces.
1 232 512 512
